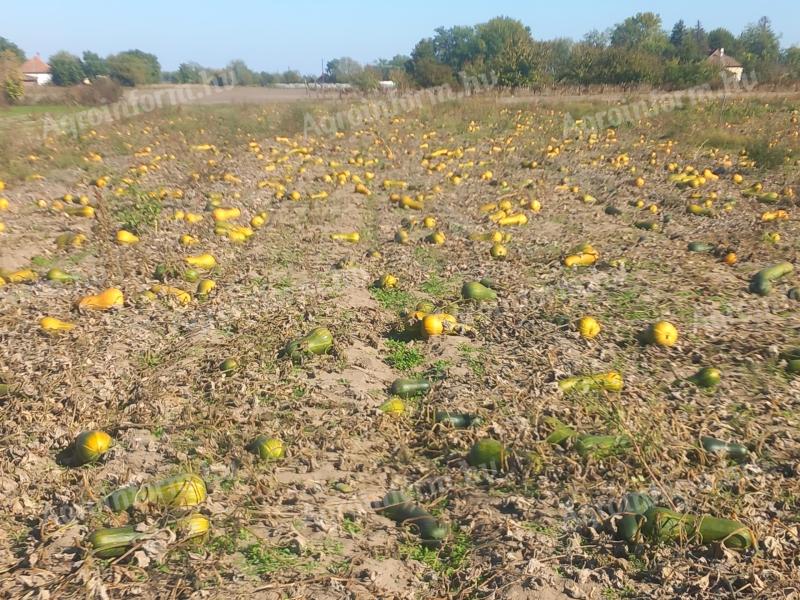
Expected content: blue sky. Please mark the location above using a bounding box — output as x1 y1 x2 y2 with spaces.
4 0 799 74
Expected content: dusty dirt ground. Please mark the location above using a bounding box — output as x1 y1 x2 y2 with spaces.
0 96 799 599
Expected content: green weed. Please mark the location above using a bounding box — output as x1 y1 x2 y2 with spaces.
209 534 238 555
385 339 425 372
115 188 162 233
420 274 451 298
243 543 299 574
413 245 444 269
399 529 471 578
138 349 164 368
458 343 486 377
746 140 789 170
342 516 362 535
328 559 351 575
371 287 414 313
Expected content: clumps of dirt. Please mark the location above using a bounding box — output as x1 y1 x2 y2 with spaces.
353 557 423 597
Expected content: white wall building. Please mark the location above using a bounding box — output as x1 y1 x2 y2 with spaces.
707 48 743 82
20 54 52 85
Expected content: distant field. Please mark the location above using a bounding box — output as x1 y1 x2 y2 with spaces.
0 94 799 599
127 84 340 104
0 104 85 131
0 104 84 116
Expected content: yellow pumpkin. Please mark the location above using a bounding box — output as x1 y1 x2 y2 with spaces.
78 288 124 310
577 316 601 339
422 314 444 337
40 316 76 331
649 321 678 347
185 254 217 270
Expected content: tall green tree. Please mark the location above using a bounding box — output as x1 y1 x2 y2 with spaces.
81 51 108 79
107 50 160 86
325 57 362 83
373 55 410 79
739 16 780 61
784 47 800 78
691 21 709 56
476 17 532 63
670 20 688 48
541 38 573 81
432 25 481 71
582 29 608 48
565 43 604 83
476 17 539 85
491 36 536 87
408 39 454 86
280 70 303 84
177 62 204 84
0 37 24 62
738 17 782 80
227 59 256 85
671 20 709 61
49 51 86 86
258 71 276 85
610 12 669 55
707 27 739 55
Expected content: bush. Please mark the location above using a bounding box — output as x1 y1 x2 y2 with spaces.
3 76 23 104
69 78 123 105
594 48 665 85
411 58 454 87
746 139 789 170
352 69 380 92
662 60 717 89
0 49 23 105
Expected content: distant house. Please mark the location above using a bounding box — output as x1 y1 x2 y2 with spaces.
707 48 743 82
20 54 52 85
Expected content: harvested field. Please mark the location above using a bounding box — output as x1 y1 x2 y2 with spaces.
0 95 799 599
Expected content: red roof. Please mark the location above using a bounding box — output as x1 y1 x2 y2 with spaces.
20 54 50 74
707 48 742 68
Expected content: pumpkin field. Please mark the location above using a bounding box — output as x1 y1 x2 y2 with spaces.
0 94 799 599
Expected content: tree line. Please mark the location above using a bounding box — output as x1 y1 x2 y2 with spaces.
402 14 799 88
2 12 800 102
157 14 800 91
0 39 161 87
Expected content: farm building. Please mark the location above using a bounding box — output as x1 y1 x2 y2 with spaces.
20 54 52 85
706 48 743 82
